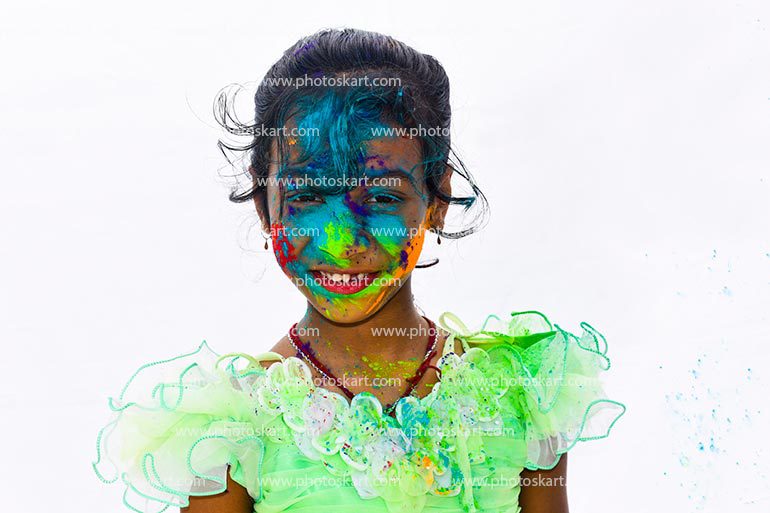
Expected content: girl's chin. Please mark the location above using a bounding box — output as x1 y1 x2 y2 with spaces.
321 311 374 324
306 291 394 323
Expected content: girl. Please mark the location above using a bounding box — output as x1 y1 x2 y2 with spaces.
93 28 625 513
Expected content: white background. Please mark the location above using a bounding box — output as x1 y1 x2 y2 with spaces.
1 1 769 512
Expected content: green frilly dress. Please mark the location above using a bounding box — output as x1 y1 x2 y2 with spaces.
92 310 626 513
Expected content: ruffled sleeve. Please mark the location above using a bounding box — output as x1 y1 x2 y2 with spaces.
92 341 275 512
439 310 626 472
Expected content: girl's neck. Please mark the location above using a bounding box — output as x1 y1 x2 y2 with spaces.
294 279 429 363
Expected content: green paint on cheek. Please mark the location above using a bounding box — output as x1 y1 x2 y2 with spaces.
367 217 409 258
376 237 402 257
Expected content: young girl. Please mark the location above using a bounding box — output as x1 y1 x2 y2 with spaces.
93 28 625 513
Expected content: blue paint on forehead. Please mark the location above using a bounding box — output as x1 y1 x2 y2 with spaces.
279 89 396 187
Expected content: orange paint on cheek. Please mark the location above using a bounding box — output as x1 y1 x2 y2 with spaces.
363 212 432 315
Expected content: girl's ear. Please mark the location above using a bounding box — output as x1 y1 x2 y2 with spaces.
249 166 272 233
428 164 453 231
253 189 272 233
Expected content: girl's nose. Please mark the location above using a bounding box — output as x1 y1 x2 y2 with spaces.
317 206 371 262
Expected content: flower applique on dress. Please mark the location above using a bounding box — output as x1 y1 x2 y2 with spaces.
93 310 626 513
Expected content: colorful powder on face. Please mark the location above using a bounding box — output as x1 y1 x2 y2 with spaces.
271 222 298 267
278 193 431 321
343 191 368 217
399 250 409 269
362 215 431 315
320 219 357 261
267 89 439 321
365 155 387 169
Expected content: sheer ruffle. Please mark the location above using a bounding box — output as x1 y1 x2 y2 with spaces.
440 310 627 471
92 342 272 512
93 310 625 513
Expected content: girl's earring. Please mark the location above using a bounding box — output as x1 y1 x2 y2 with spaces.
262 233 270 250
437 234 441 245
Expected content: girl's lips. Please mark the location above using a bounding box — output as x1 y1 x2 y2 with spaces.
310 270 380 294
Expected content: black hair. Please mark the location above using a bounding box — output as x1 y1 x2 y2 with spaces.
214 27 489 239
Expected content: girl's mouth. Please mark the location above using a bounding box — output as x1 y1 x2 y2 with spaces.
310 270 381 294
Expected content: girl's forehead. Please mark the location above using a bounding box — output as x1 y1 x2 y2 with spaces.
267 136 425 184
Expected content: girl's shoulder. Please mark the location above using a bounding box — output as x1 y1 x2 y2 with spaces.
259 335 294 370
436 308 627 468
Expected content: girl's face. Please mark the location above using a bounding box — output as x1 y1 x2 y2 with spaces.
261 121 436 324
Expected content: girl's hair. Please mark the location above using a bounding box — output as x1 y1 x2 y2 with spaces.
215 28 488 238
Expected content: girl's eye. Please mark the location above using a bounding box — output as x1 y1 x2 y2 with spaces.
365 193 403 205
288 192 323 203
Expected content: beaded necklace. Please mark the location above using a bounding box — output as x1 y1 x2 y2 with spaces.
287 317 439 415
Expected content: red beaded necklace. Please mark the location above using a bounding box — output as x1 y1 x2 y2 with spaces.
287 317 439 416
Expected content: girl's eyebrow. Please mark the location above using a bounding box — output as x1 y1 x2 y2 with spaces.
276 166 421 189
273 167 324 188
361 168 419 189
